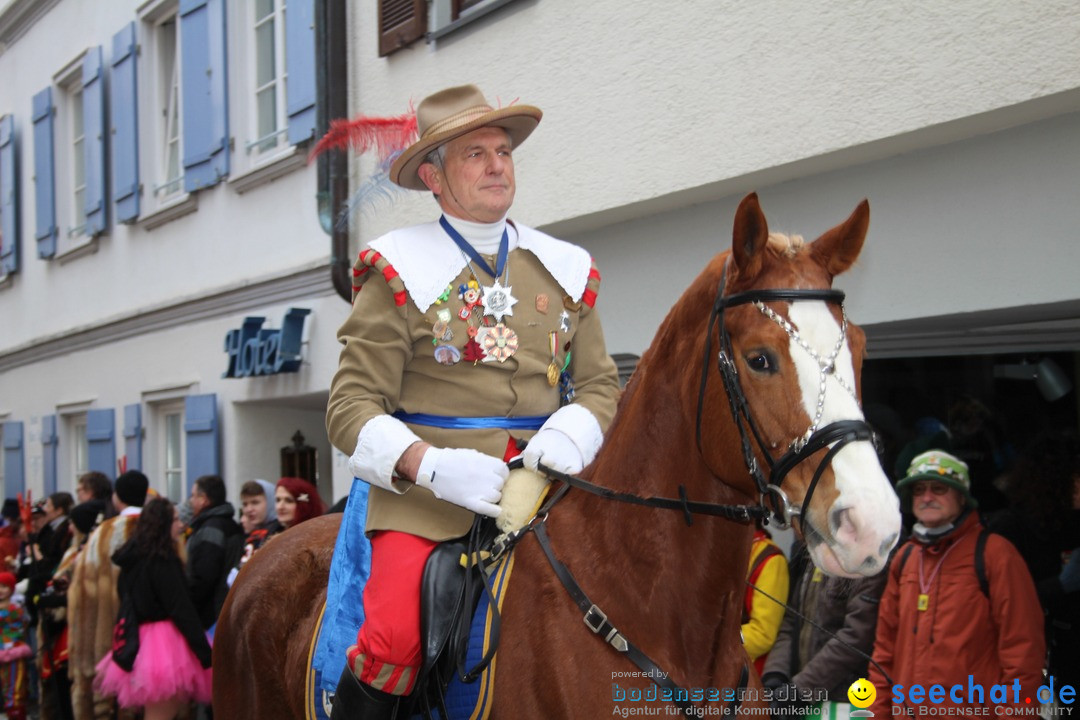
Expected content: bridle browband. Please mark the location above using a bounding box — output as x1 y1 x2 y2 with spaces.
696 259 877 531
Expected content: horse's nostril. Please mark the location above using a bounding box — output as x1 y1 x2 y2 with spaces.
879 533 899 556
830 506 855 536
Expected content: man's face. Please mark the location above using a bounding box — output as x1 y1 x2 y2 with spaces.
190 486 210 516
241 495 268 530
422 127 516 223
42 499 62 523
76 484 91 503
911 480 965 528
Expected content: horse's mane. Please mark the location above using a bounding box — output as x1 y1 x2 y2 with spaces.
766 232 805 258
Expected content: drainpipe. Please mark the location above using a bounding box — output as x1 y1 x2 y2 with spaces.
316 0 352 303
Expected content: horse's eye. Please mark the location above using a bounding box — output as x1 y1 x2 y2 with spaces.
745 351 777 374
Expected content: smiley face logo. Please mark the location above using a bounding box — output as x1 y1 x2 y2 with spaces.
848 678 875 709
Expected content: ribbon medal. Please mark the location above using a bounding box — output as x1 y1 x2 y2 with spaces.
481 323 519 363
547 332 560 387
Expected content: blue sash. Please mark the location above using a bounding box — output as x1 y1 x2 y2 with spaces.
393 411 548 431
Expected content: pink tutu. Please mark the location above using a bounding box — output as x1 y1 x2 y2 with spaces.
95 620 212 708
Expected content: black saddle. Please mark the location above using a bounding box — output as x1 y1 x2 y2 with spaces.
410 520 499 719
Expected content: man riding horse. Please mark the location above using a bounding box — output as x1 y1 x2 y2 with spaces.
325 84 622 718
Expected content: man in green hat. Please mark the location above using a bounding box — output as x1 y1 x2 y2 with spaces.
867 450 1044 715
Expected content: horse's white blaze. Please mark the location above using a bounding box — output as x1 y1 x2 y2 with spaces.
786 302 900 577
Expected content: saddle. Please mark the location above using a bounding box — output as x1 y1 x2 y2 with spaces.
411 520 501 720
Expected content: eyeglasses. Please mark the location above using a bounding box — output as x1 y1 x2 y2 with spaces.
911 482 950 497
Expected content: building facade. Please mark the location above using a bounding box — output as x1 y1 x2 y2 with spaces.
0 0 348 507
1 0 1078 509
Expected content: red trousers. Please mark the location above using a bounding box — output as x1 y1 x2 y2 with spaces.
346 530 437 696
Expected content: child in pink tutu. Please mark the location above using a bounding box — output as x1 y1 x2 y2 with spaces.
0 570 31 720
95 497 212 720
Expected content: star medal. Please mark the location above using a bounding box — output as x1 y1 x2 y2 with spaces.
547 332 559 387
481 323 518 363
559 309 571 333
481 280 517 323
917 593 929 611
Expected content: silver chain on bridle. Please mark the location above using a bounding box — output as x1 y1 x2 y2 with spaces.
754 301 858 453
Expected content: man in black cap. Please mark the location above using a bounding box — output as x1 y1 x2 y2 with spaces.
112 471 148 516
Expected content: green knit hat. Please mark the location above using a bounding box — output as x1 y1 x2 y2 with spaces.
895 449 976 512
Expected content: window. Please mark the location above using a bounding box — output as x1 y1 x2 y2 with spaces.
152 14 185 202
228 0 315 188
0 115 16 277
378 0 527 52
52 56 90 253
250 0 288 155
68 415 89 486
161 403 185 502
69 85 87 237
378 0 426 56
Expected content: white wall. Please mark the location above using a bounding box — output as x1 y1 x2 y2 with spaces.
581 111 1080 354
346 0 1080 242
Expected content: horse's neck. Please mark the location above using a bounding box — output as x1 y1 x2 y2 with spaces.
544 358 754 681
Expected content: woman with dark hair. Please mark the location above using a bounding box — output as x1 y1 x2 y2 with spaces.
94 498 211 719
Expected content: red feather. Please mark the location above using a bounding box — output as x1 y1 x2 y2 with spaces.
309 113 418 163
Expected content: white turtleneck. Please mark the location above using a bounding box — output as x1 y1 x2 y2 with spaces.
442 214 519 254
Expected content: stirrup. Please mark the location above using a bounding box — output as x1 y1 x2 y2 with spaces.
330 668 401 720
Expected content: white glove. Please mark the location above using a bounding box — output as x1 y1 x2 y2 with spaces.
414 447 508 518
523 428 585 475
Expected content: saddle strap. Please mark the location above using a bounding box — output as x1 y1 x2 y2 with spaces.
531 523 701 718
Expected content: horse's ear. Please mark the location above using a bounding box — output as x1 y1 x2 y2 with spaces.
810 199 869 277
731 192 768 284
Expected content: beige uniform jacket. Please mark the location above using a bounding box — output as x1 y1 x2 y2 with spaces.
327 220 620 541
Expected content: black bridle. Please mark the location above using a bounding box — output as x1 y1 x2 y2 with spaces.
695 259 877 531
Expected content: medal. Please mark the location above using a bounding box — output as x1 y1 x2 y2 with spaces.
434 344 461 366
547 332 559 386
481 280 517 322
559 309 571 333
481 323 518 363
917 594 929 611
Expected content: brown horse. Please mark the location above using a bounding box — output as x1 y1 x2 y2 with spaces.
213 193 900 718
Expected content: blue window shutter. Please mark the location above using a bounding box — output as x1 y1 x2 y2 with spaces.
184 393 219 493
0 115 18 275
32 87 57 258
82 46 107 236
286 0 316 145
86 408 117 476
123 403 143 472
111 23 140 223
180 0 229 192
2 421 25 500
41 415 58 495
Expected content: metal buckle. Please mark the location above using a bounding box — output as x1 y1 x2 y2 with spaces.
583 604 608 633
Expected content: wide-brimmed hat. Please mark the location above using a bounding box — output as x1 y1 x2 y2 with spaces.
389 84 542 191
895 449 977 511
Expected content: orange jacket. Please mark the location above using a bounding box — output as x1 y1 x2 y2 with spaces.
869 512 1045 713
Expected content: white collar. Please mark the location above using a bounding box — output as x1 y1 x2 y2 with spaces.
368 220 592 313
